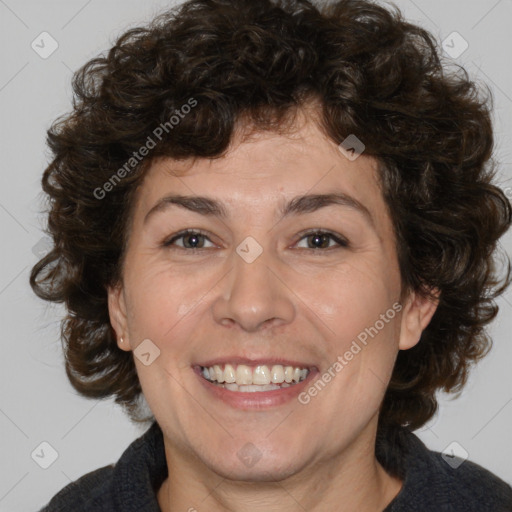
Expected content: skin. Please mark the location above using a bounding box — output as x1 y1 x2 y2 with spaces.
108 109 438 512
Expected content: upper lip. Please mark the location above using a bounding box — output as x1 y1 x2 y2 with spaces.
194 357 317 369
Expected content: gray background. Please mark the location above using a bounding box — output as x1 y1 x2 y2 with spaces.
1 0 511 510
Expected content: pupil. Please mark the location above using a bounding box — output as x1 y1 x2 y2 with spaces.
185 233 329 249
310 234 328 248
185 233 202 248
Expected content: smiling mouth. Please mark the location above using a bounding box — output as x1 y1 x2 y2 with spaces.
196 363 311 392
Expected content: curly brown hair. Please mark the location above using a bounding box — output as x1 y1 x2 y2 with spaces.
30 0 511 434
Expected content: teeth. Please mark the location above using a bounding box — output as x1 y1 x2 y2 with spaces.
201 363 310 387
224 364 236 383
214 364 224 383
236 365 252 385
253 365 271 385
270 365 285 383
224 383 282 392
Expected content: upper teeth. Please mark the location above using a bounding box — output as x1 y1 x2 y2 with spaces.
201 364 309 386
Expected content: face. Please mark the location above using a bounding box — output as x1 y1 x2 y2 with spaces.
109 111 437 483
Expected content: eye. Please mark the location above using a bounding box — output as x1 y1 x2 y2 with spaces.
162 230 215 250
161 229 349 252
294 230 349 251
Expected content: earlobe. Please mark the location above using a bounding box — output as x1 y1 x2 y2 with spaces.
107 284 130 351
398 288 440 351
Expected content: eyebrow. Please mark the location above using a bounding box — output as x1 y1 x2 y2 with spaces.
143 192 376 229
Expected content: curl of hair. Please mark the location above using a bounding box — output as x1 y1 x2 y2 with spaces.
30 0 511 429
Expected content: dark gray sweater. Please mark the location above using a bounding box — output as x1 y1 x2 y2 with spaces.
38 420 512 511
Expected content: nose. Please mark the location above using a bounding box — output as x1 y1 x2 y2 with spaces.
211 243 296 332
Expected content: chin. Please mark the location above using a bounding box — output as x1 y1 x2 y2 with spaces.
199 442 309 482
210 458 303 483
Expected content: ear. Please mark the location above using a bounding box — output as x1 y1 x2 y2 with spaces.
108 283 131 352
398 288 440 350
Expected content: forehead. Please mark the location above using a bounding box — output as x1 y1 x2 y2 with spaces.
131 116 394 248
140 122 381 207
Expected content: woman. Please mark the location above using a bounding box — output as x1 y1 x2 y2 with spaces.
31 0 512 510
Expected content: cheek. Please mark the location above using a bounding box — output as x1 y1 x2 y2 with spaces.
309 262 401 397
312 263 399 333
123 263 184 337
124 259 217 349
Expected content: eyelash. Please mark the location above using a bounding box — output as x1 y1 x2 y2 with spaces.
161 229 349 253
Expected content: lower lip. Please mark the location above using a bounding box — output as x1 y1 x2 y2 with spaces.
193 366 319 409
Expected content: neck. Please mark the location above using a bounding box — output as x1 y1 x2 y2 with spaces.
157 420 402 512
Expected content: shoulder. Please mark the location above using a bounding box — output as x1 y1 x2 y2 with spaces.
37 421 165 512
425 450 512 511
38 464 115 511
382 428 512 512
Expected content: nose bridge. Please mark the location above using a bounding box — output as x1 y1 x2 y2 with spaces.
211 235 295 331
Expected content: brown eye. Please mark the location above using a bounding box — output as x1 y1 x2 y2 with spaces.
296 230 349 250
162 229 349 253
163 230 214 250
